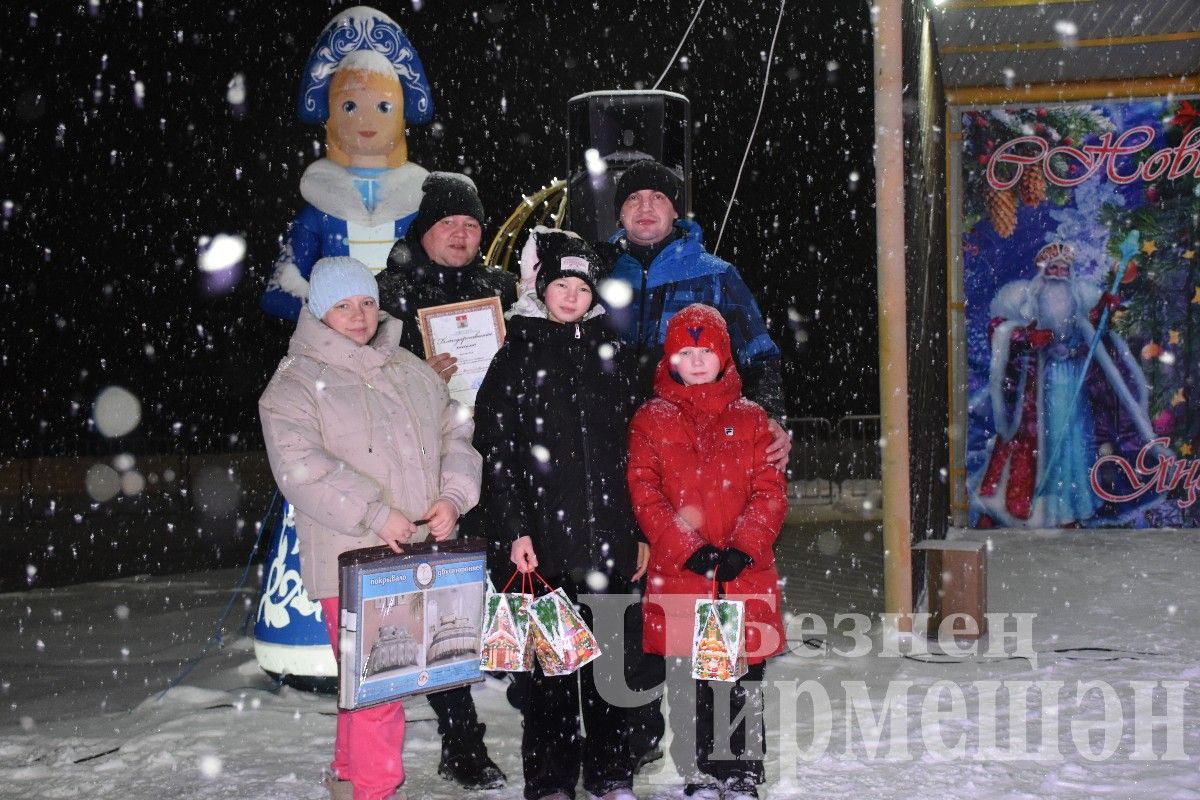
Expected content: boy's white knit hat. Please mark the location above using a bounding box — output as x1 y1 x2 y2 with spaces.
307 257 379 320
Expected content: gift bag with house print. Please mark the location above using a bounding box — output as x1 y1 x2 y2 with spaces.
692 579 748 682
479 572 536 672
527 572 601 676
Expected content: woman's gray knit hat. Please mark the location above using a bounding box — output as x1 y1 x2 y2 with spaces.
307 257 379 320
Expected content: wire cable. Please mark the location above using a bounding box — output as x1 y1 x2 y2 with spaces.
651 0 708 90
155 490 279 702
714 0 787 256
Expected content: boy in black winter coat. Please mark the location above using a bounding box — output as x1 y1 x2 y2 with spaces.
473 229 647 800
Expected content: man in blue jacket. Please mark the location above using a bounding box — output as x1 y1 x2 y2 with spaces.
604 159 789 460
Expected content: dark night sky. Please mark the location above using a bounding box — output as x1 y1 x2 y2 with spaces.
1 0 878 457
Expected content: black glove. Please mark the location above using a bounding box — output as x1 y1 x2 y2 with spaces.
684 545 722 577
716 548 753 582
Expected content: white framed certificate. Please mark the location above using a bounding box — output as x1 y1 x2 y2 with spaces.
417 297 506 407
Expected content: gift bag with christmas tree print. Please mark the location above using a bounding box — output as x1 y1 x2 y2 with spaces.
528 572 602 676
479 572 536 672
691 579 748 682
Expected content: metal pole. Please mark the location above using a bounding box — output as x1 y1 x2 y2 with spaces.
872 0 913 630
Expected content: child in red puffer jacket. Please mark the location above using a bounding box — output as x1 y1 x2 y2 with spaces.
627 303 787 800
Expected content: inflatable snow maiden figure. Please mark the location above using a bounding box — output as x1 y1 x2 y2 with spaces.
253 6 432 693
261 5 434 320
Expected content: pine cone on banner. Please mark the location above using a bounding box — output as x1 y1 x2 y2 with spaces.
1018 166 1047 207
985 187 1018 238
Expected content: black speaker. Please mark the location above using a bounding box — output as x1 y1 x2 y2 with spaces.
566 90 692 243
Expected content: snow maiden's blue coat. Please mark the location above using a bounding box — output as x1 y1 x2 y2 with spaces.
261 159 428 320
606 218 785 418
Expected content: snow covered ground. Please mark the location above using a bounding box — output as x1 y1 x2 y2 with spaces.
2 529 1198 800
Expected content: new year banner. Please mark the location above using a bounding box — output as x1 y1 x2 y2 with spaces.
959 96 1200 529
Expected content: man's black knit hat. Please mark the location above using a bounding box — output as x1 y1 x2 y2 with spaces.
405 172 486 247
612 159 684 219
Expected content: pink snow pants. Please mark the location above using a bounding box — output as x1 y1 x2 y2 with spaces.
320 597 406 800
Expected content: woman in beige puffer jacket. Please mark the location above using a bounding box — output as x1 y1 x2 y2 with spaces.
259 281 481 600
259 256 481 800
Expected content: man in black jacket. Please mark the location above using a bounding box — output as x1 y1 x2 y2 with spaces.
378 172 518 376
376 172 512 791
378 170 519 546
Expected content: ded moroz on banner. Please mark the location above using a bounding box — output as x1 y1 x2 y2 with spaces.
951 95 1200 530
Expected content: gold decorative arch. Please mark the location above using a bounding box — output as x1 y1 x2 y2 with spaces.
483 179 568 271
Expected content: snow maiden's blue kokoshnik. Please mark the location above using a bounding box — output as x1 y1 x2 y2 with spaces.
297 5 434 125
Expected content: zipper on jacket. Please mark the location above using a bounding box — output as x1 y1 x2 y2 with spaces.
382 368 438 504
363 378 376 454
576 359 598 553
651 284 671 347
637 263 650 357
574 322 581 340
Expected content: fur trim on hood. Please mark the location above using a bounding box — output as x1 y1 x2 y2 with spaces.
299 158 428 227
507 289 606 323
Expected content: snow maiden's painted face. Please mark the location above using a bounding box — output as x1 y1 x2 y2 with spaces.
322 295 380 346
326 69 407 168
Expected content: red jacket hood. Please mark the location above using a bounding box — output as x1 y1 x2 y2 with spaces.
652 355 743 416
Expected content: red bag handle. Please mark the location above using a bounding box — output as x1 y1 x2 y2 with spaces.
502 568 562 596
500 569 539 595
710 574 721 600
501 569 521 593
531 570 555 594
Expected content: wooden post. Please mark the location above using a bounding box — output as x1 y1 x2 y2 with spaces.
914 540 988 639
872 0 913 630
